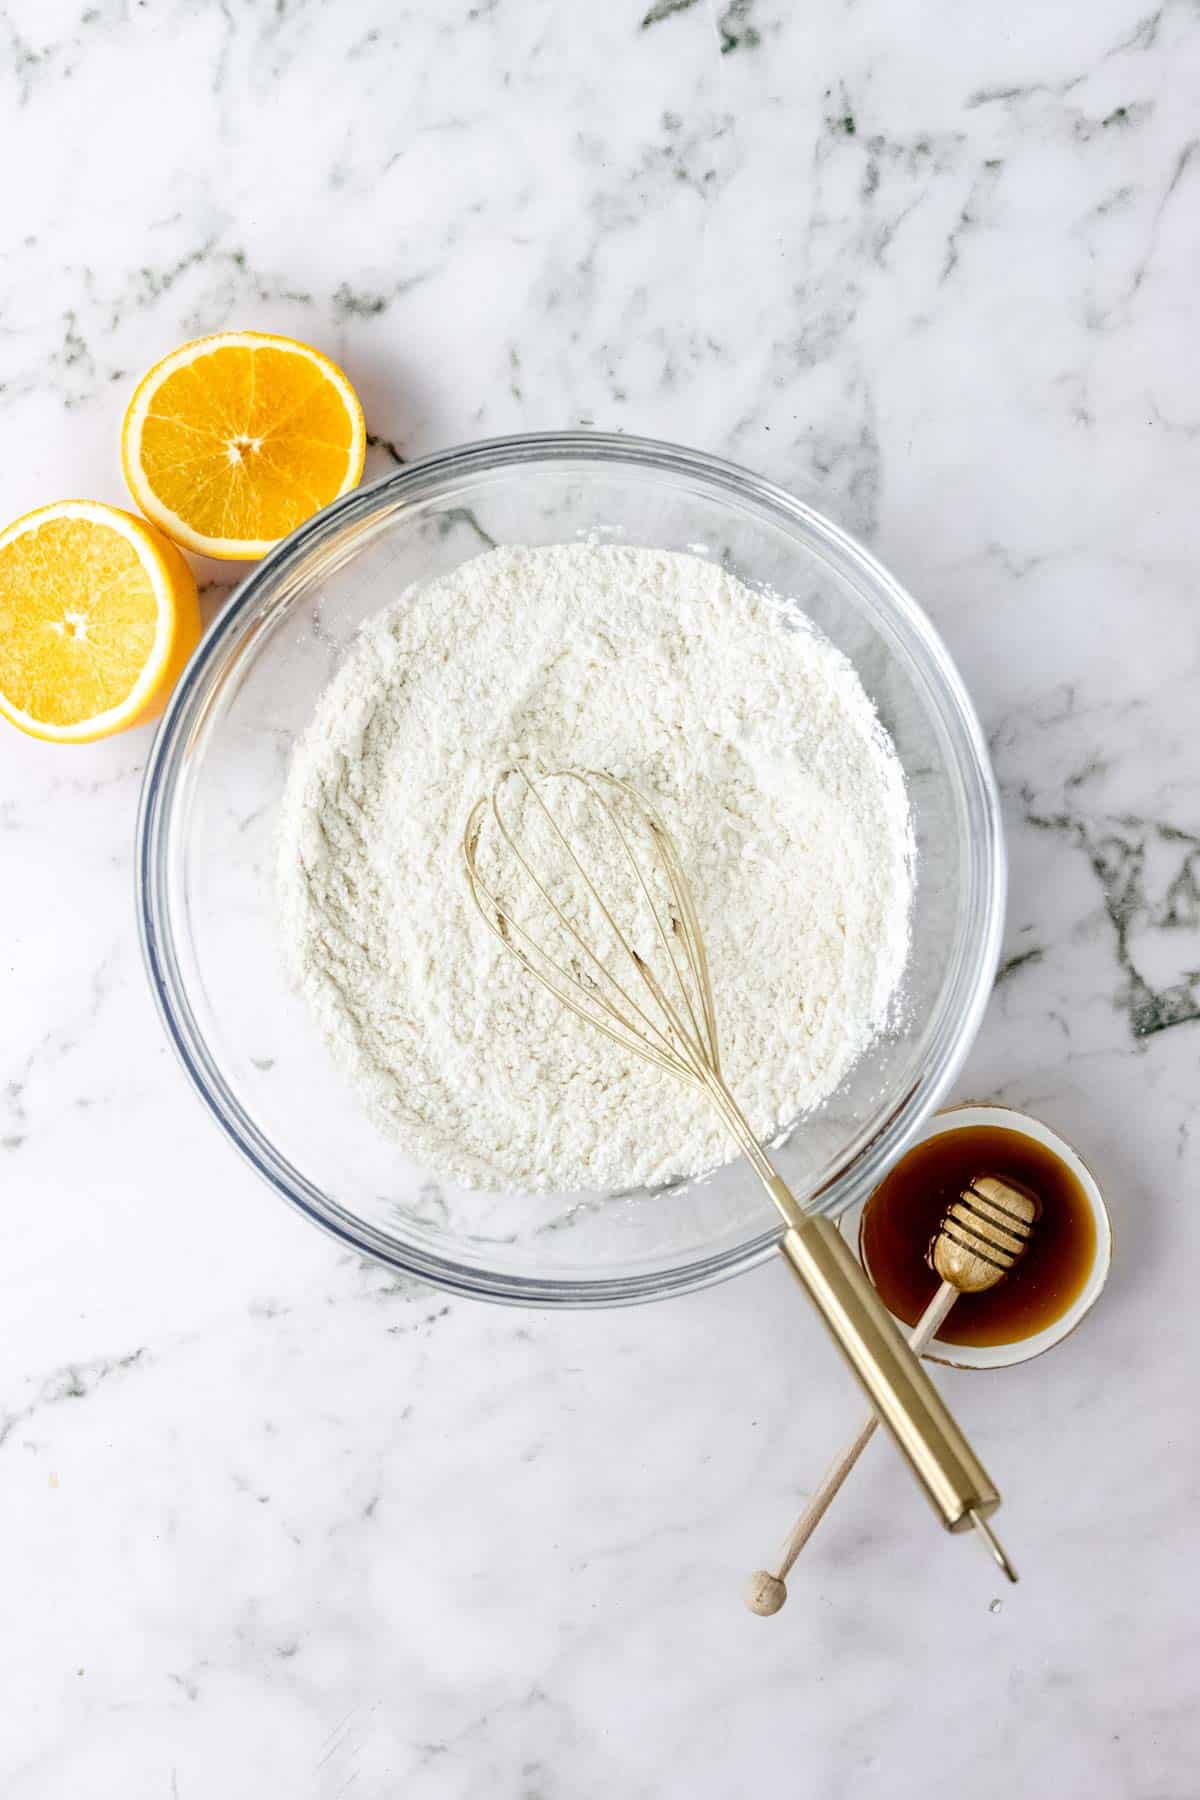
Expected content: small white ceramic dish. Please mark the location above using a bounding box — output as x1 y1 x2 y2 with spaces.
840 1103 1112 1370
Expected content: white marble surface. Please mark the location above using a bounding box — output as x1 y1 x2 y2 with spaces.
3 2 1199 1794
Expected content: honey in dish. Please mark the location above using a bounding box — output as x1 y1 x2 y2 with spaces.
860 1124 1097 1348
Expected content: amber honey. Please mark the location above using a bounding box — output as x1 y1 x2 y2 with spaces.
859 1123 1097 1348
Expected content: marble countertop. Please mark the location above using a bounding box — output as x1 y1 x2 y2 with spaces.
3 2 1198 1794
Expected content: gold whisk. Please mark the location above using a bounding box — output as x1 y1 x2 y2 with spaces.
463 765 1013 1574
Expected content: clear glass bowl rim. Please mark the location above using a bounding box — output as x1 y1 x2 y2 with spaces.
136 429 1006 1308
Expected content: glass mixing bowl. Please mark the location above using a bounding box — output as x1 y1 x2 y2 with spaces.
137 432 1004 1306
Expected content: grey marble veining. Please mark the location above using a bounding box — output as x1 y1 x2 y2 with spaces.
2 2 1199 1795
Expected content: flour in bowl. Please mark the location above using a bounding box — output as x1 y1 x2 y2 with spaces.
276 544 913 1193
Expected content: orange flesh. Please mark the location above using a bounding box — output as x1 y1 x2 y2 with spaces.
0 517 158 726
137 346 359 544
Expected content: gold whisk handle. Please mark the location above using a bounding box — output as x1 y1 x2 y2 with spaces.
768 1179 1000 1535
766 1281 960 1584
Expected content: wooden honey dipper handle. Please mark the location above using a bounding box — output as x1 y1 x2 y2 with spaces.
745 1283 959 1616
746 1175 1038 1617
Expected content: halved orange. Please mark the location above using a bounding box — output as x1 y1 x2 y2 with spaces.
0 500 201 743
121 331 366 560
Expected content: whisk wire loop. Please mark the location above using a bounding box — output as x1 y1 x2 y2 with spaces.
557 772 712 1063
462 796 695 1085
463 766 725 1094
496 769 703 1075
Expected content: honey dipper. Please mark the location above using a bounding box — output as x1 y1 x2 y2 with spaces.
746 1175 1039 1617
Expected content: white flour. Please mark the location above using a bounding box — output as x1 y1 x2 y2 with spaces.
276 544 913 1193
